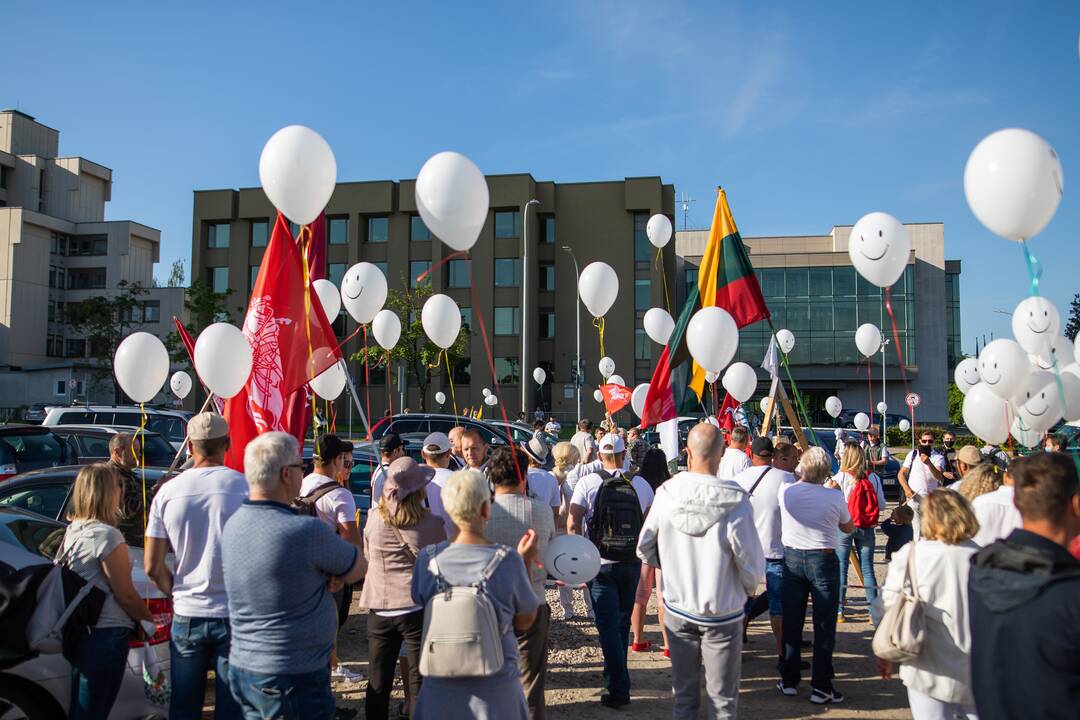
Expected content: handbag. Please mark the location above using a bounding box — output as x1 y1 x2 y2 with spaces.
871 544 925 663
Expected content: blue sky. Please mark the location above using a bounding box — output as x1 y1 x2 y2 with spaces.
7 0 1080 354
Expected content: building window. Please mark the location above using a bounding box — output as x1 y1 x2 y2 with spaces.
209 267 229 294
47 300 55 323
494 356 521 385
539 263 555 292
410 216 431 241
446 259 471 288
633 212 650 263
495 211 521 239
288 221 301 238
460 307 473 335
0 165 7 190
249 265 260 293
46 335 63 357
410 261 431 287
635 329 650 361
68 268 106 290
208 222 230 249
65 339 87 358
250 220 269 247
140 301 161 323
635 279 650 310
69 235 107 256
328 217 348 245
367 217 389 243
494 307 521 335
540 311 555 339
328 263 347 287
541 215 555 244
494 258 520 287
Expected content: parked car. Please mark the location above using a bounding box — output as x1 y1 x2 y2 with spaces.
22 405 48 424
778 426 902 500
486 419 558 448
0 426 78 482
49 425 175 468
0 466 172 528
0 505 171 719
44 405 188 452
369 413 512 447
300 442 379 527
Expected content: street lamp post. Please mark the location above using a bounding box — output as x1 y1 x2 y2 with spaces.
562 245 582 425
521 199 540 418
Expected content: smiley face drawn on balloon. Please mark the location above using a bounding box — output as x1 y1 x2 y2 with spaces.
542 534 600 585
342 268 364 301
339 262 388 324
954 357 980 393
978 339 1030 400
1029 335 1073 372
1011 296 1060 355
1013 370 1062 433
848 212 912 289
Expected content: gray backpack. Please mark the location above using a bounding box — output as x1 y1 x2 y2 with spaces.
419 545 510 678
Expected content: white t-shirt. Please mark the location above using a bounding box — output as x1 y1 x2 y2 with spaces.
778 482 851 550
730 465 795 560
570 468 654 564
545 421 561 435
717 447 751 481
830 470 888 516
427 466 455 535
146 465 248 617
902 450 945 496
526 468 561 510
371 462 391 504
300 472 357 530
972 485 1023 547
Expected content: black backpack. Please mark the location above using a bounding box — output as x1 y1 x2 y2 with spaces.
293 481 341 517
588 470 644 562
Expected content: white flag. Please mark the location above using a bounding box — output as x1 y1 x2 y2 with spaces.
762 335 781 380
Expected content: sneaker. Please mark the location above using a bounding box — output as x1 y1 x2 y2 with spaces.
775 681 797 697
600 694 631 709
332 664 364 683
809 688 844 705
836 611 847 623
662 647 670 658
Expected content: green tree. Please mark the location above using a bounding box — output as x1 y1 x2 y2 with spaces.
1064 292 1080 341
350 280 470 412
166 259 185 288
163 279 235 369
66 281 149 404
947 382 964 426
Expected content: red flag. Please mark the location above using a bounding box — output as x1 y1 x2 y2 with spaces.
224 214 340 470
717 392 739 436
173 316 196 362
600 384 633 415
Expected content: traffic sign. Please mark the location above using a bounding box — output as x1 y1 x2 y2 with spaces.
905 392 921 408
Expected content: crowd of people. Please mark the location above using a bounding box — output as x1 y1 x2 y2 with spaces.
53 410 1080 720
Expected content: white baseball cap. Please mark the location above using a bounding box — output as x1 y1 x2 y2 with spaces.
598 433 625 454
421 432 452 455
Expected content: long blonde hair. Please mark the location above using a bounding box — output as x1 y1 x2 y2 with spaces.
68 463 121 526
377 487 428 529
957 463 1002 502
552 441 580 483
840 441 866 478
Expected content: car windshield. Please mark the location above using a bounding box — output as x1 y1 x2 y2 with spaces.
0 483 70 520
0 516 65 559
133 433 175 462
145 417 186 444
0 433 67 464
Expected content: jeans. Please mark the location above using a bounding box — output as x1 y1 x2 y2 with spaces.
665 616 743 720
68 626 131 720
228 666 335 720
588 560 641 701
837 527 878 607
780 548 840 693
516 603 551 720
170 615 242 719
366 610 424 720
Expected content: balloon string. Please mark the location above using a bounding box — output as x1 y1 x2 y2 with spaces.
883 288 912 420
416 250 468 284
655 247 671 314
443 350 459 418
384 351 393 418
298 224 319 455
593 316 606 362
361 325 372 439
866 358 873 429
332 325 362 356
137 403 148 531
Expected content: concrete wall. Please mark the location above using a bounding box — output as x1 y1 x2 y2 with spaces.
0 110 59 158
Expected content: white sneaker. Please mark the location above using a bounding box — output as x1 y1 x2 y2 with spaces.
332 664 364 683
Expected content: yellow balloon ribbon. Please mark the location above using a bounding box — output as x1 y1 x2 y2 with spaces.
443 350 459 418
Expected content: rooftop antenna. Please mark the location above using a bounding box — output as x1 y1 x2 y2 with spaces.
678 191 696 230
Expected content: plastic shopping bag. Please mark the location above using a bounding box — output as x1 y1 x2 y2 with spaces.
130 642 170 706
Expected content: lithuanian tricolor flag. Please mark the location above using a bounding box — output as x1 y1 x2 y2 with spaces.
640 188 769 427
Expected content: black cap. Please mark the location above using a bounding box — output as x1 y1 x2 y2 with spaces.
751 436 774 457
315 434 351 463
380 433 405 454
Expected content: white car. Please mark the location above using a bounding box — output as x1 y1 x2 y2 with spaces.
0 506 170 719
43 405 189 452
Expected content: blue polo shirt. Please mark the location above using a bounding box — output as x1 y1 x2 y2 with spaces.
222 500 358 674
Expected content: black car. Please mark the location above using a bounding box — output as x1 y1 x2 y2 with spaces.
0 466 172 527
0 426 78 482
369 413 511 447
49 425 175 467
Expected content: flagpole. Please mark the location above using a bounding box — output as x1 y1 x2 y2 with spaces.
341 358 373 441
165 393 215 475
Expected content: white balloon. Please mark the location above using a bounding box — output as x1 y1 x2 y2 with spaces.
954 358 980 393
593 389 604 403
194 323 253 399
421 294 461 350
643 308 675 346
1011 417 1044 448
310 362 346 400
963 383 1010 444
686 307 738 373
876 402 888 414
312 278 341 320
964 128 1063 241
415 151 489 252
533 367 546 385
898 418 911 433
1060 364 1080 421
341 262 388 325
759 397 770 414
598 357 616 378
1030 335 1073 371
578 262 619 318
848 212 913 288
607 374 626 388
825 396 843 419
114 332 169 404
435 391 446 405
482 388 492 397
542 534 601 585
1012 370 1063 434
775 329 795 354
258 125 337 226
704 370 719 385
170 371 192 400
1012 296 1060 355
371 309 401 351
855 324 882 358
853 412 870 431
978 339 1031 400
646 214 672 249
485 394 498 407
631 383 650 419
722 362 757 403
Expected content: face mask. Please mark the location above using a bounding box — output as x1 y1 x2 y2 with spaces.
943 440 954 448
920 442 933 451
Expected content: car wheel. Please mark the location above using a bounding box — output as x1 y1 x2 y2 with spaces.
0 678 64 720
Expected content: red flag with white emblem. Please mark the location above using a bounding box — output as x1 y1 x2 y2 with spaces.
600 383 633 415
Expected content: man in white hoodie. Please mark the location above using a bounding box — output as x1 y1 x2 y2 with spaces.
637 423 764 720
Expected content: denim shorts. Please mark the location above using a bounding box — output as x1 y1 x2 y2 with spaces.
765 559 784 616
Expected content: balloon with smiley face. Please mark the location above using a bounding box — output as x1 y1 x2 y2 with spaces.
848 212 912 288
1028 335 1072 372
340 262 388 324
1011 369 1062 434
1011 296 1060 355
977 339 1030 400
1010 416 1043 448
542 534 601 585
963 383 1010 444
954 358 981 394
